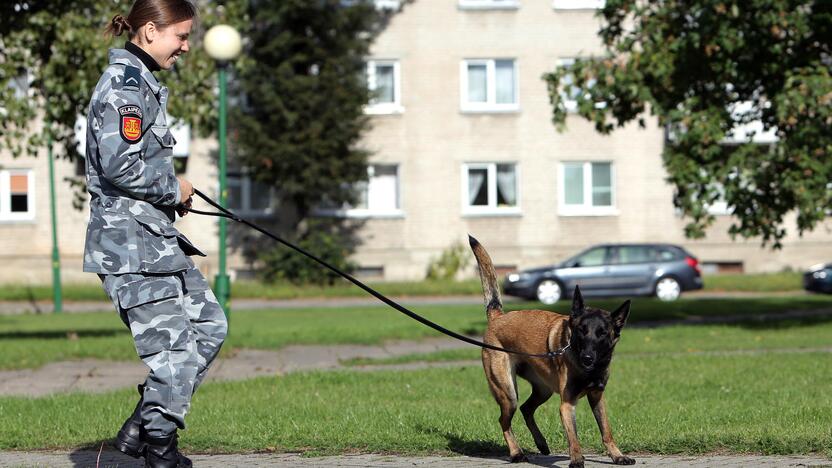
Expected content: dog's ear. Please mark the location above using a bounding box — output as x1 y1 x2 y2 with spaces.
571 285 584 318
611 300 631 333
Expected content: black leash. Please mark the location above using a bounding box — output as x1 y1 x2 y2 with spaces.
185 188 570 359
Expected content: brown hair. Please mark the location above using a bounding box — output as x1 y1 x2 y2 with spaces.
105 0 197 38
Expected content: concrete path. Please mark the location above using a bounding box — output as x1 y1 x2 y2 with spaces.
0 337 476 397
0 289 817 315
0 296 486 315
0 450 828 467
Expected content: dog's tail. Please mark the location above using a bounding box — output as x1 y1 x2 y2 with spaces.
468 235 503 321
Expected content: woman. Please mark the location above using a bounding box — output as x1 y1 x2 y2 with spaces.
83 1 227 467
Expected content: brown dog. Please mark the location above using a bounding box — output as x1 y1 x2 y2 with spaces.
469 236 635 467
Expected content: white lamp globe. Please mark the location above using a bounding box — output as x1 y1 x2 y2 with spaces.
204 24 242 61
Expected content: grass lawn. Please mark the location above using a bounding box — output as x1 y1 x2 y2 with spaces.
0 297 831 456
0 352 830 456
1 296 831 370
0 271 807 302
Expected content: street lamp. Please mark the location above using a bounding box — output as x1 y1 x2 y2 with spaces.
204 24 242 317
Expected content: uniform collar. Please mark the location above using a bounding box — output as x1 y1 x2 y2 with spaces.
125 41 161 73
109 48 162 94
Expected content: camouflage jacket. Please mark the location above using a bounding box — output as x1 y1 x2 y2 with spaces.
83 48 205 274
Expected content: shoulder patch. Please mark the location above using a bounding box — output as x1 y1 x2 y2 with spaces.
123 65 142 91
118 105 143 143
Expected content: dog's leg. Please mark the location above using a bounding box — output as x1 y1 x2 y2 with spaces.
559 398 584 468
484 353 526 463
520 384 553 455
587 390 635 465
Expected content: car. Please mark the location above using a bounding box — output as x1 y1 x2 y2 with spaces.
803 263 832 294
502 243 703 304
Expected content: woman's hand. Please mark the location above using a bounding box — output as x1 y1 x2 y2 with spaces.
177 176 194 217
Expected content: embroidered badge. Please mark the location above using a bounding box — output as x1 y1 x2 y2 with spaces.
118 105 143 143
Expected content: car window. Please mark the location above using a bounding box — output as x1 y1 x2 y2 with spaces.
614 246 650 264
572 247 607 267
654 247 678 262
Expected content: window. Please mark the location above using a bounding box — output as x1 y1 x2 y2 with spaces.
317 164 403 218
559 161 616 216
460 59 518 112
352 164 401 215
569 246 608 267
611 246 651 264
459 0 520 10
365 60 403 114
723 100 778 144
227 173 275 217
0 169 35 221
1 70 32 116
556 58 603 112
463 163 519 215
552 0 605 9
374 0 400 9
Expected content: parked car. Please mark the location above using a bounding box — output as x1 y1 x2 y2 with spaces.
502 243 703 304
803 263 832 294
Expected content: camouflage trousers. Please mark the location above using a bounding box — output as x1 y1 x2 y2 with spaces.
100 259 227 437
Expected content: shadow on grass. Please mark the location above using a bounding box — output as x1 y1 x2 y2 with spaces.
0 329 126 340
69 439 142 467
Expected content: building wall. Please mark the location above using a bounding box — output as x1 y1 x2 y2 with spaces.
350 0 832 279
1 0 830 285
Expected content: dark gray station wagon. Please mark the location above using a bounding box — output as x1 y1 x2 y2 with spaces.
503 243 703 304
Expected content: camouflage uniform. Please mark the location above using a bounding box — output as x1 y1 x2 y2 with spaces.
84 48 227 438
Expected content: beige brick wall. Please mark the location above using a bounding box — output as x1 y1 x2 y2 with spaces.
2 0 830 285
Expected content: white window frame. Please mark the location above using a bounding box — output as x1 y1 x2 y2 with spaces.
558 161 618 216
374 0 401 9
557 57 606 113
316 164 404 219
365 60 404 115
1 70 34 116
460 59 519 113
723 100 778 144
0 169 36 222
557 58 580 112
552 0 605 9
458 0 520 10
226 173 276 218
462 162 521 216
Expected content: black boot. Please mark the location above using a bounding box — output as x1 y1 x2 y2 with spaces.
143 432 192 468
114 383 145 458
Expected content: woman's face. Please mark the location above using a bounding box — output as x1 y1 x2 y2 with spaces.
144 19 193 70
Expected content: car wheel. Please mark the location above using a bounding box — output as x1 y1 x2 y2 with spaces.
655 277 682 301
536 279 563 305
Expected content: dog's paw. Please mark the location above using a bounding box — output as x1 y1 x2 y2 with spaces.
510 453 528 463
613 455 636 465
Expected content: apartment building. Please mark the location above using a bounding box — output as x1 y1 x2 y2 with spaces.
1 0 830 284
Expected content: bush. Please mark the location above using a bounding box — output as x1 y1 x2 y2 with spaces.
426 241 471 281
258 222 357 286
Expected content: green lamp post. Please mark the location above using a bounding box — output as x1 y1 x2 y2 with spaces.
204 24 242 317
47 125 62 313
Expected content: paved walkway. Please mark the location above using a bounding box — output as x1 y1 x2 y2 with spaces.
0 337 476 397
0 296 486 315
0 451 828 467
0 290 817 315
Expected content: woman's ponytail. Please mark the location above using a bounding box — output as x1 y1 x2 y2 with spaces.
105 14 132 38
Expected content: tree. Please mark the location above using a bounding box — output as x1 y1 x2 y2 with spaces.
0 0 249 202
232 0 403 284
545 0 832 247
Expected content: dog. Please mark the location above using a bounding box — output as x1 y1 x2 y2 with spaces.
469 235 635 467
